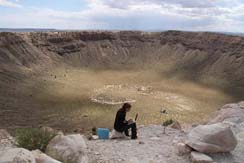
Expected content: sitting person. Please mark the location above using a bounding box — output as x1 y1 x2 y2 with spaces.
113 103 137 139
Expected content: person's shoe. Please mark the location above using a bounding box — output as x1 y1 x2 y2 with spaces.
131 136 137 139
124 131 129 137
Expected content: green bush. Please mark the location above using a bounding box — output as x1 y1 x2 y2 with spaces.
163 119 174 127
15 128 57 152
162 119 174 134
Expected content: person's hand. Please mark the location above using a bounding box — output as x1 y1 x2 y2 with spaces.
128 119 134 124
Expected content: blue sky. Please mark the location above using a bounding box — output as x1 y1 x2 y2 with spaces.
0 0 244 32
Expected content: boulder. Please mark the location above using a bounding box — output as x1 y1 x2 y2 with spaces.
210 106 244 124
190 151 213 163
186 123 237 153
0 148 35 163
0 129 16 151
170 121 182 130
32 149 61 163
221 103 240 110
209 103 244 134
237 131 244 141
239 101 244 109
176 143 192 156
110 129 126 139
46 134 88 163
91 135 99 140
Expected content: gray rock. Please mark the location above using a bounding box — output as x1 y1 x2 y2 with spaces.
0 148 35 163
46 134 88 163
209 103 244 134
170 121 182 130
209 107 244 124
239 101 244 109
32 149 61 163
0 129 16 151
110 129 126 139
176 143 192 156
221 103 240 110
190 151 213 163
186 123 237 153
237 131 244 141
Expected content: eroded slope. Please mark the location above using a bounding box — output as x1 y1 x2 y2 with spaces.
0 31 244 131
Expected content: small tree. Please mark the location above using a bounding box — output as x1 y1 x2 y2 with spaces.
162 119 174 134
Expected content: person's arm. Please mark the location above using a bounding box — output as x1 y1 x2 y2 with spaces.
122 113 133 124
121 112 128 124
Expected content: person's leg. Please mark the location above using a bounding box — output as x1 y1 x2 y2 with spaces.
124 129 129 137
123 123 137 139
130 123 137 139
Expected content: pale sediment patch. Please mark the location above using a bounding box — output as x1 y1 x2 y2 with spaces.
91 84 195 111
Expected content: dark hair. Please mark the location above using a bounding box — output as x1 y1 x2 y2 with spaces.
121 103 131 112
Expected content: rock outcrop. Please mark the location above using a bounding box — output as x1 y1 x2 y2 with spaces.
0 129 16 151
32 149 61 163
190 151 213 163
209 102 244 134
170 121 182 130
186 123 237 153
176 143 192 156
239 101 244 109
1 31 244 87
210 102 244 124
46 134 88 163
110 129 126 139
0 148 35 163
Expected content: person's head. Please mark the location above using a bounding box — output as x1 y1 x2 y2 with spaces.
121 103 131 112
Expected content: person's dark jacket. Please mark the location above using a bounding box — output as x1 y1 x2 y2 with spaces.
114 108 128 132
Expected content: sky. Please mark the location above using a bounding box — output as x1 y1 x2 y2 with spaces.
0 0 244 32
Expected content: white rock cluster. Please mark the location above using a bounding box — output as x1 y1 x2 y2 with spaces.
0 129 88 163
186 123 237 153
46 134 88 163
177 101 244 163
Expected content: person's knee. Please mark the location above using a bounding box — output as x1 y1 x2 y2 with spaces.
131 123 137 129
132 122 137 127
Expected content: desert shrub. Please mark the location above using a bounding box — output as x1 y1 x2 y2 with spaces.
15 128 57 152
162 119 174 134
163 119 174 126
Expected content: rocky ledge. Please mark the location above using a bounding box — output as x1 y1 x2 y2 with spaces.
1 101 244 163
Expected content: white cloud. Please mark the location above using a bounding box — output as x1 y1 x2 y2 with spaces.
0 0 21 7
107 0 217 9
0 0 244 32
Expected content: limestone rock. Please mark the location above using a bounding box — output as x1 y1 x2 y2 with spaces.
110 129 126 139
190 151 213 163
32 149 61 163
170 121 182 130
209 103 244 134
91 135 99 140
221 103 240 110
239 101 244 109
0 148 35 163
176 143 192 156
210 106 244 124
186 123 237 153
46 134 88 163
0 129 16 151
